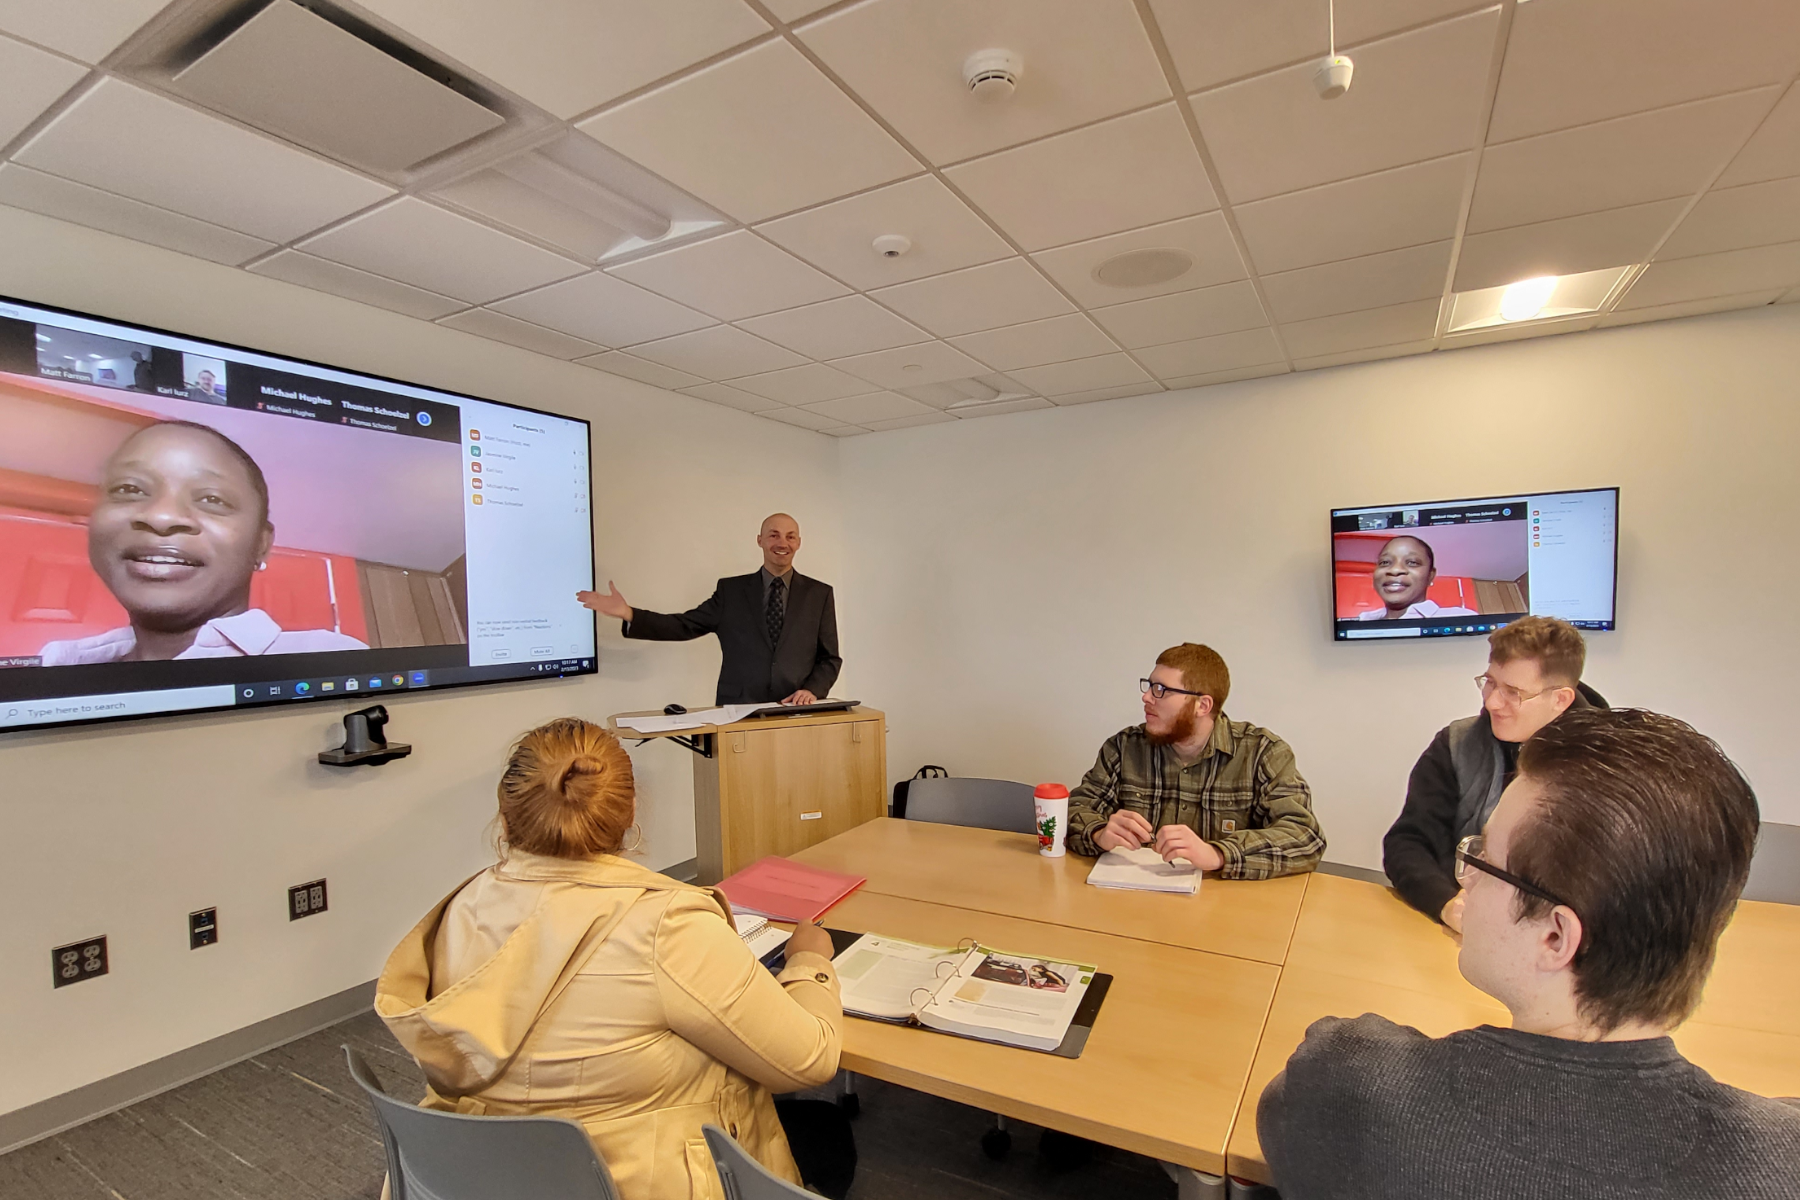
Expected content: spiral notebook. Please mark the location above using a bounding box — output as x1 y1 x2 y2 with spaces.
825 930 1111 1057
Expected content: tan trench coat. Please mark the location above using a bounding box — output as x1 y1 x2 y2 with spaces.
374 851 842 1200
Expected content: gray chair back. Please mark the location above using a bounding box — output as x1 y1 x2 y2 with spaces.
342 1046 621 1200
702 1124 809 1200
1744 821 1800 905
899 776 1037 835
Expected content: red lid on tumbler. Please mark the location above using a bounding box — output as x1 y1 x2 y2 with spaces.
1034 783 1069 799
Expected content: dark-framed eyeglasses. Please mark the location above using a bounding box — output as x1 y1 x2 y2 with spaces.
1455 835 1574 912
1140 678 1203 701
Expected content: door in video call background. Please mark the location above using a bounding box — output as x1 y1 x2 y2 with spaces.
0 295 596 732
1330 488 1618 641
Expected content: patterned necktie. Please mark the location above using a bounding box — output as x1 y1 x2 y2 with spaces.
766 576 786 645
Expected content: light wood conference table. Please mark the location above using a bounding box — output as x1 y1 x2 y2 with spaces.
791 817 1309 966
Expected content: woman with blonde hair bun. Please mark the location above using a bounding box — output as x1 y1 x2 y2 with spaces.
375 717 852 1200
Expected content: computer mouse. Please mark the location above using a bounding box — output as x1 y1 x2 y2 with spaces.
663 703 687 715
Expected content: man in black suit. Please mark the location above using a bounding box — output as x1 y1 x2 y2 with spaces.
577 513 841 705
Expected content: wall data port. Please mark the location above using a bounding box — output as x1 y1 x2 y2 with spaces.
288 879 328 920
53 936 108 988
190 907 219 948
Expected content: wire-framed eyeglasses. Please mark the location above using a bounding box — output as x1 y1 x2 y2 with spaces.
1455 834 1574 912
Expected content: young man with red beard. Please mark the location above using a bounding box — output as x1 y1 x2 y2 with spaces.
1065 642 1325 878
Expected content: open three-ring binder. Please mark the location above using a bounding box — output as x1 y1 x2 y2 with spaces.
821 929 1113 1058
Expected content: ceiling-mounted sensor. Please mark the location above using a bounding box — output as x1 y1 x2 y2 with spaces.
873 234 912 258
1314 55 1354 99
963 49 1023 101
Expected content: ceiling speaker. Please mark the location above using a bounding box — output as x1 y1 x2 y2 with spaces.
1093 248 1194 288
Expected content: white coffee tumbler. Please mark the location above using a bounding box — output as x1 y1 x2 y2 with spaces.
1034 783 1069 858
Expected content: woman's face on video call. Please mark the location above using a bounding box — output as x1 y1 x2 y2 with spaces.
1374 536 1433 610
88 425 272 632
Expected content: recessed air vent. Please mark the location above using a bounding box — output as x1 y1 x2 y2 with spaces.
169 0 503 174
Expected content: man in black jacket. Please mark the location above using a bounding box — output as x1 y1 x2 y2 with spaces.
577 513 841 706
1383 616 1604 931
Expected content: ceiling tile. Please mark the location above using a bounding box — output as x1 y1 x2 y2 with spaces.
1659 177 1800 261
1488 0 1800 143
1150 0 1488 92
1469 89 1777 233
870 257 1072 337
437 308 604 359
945 104 1216 250
680 381 786 412
1161 362 1291 390
352 0 768 119
578 350 707 390
1032 212 1247 309
630 324 806 378
821 425 870 436
761 405 841 431
797 0 1169 164
576 39 917 223
0 0 167 63
1192 8 1498 204
765 0 836 21
864 410 957 431
1091 279 1267 349
755 174 1010 289
1263 240 1451 323
1049 382 1164 406
14 78 392 243
1598 290 1785 328
1453 200 1686 292
737 295 931 359
607 230 847 320
1008 353 1152 396
732 363 878 404
0 33 87 147
801 391 936 424
248 249 462 319
1619 239 1800 309
492 272 714 347
1280 298 1440 358
950 396 1054 419
1235 154 1468 274
1293 338 1436 371
1133 327 1285 378
0 163 273 266
1781 289 1800 304
949 313 1119 371
829 340 992 388
1718 84 1800 187
299 197 585 304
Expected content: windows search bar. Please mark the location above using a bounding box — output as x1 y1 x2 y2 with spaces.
2 685 237 729
1343 627 1423 639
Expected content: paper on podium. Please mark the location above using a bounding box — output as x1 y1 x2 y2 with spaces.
613 702 811 734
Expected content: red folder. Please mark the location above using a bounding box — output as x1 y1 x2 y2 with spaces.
717 857 866 923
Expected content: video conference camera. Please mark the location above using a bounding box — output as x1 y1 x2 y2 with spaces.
318 704 412 767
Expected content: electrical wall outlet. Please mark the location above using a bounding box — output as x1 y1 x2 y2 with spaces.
288 879 327 920
52 936 108 988
190 908 219 949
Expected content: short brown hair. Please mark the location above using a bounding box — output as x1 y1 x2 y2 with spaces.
1488 616 1585 686
1510 708 1759 1033
1156 643 1230 713
497 718 636 858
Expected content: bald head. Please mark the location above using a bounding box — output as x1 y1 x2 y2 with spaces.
757 512 801 574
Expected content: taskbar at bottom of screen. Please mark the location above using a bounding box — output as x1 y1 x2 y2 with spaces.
232 657 595 706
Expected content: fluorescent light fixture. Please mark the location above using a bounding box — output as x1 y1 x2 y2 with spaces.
1447 266 1636 334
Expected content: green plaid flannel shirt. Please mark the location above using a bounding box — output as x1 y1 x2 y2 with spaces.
1065 715 1325 880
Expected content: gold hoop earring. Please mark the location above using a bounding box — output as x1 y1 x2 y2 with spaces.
619 823 643 854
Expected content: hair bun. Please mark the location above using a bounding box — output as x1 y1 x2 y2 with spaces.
554 753 606 795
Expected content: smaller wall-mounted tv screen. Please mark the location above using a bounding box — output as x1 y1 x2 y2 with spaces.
1331 487 1617 641
0 295 596 732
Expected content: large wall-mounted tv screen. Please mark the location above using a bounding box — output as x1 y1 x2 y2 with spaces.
1331 487 1617 641
0 295 595 732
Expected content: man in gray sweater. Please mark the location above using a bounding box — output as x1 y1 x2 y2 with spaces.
1259 707 1800 1198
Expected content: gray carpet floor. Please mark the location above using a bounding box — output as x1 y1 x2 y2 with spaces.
0 1011 1177 1200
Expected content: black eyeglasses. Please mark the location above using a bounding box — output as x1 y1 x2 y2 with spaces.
1140 678 1203 701
1455 835 1574 911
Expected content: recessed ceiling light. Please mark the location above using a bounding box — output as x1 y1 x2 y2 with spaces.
1499 276 1557 322
1447 266 1636 334
1094 248 1194 288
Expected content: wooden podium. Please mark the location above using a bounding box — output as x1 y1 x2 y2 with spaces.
609 706 887 884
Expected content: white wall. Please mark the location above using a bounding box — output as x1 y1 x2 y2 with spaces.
839 304 1800 877
0 208 843 1117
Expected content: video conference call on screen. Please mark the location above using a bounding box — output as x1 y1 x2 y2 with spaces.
1331 487 1619 641
0 295 597 732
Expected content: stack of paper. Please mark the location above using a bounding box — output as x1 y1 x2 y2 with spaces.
1085 846 1200 894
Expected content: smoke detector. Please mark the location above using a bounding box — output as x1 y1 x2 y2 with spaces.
872 234 912 259
963 49 1023 101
